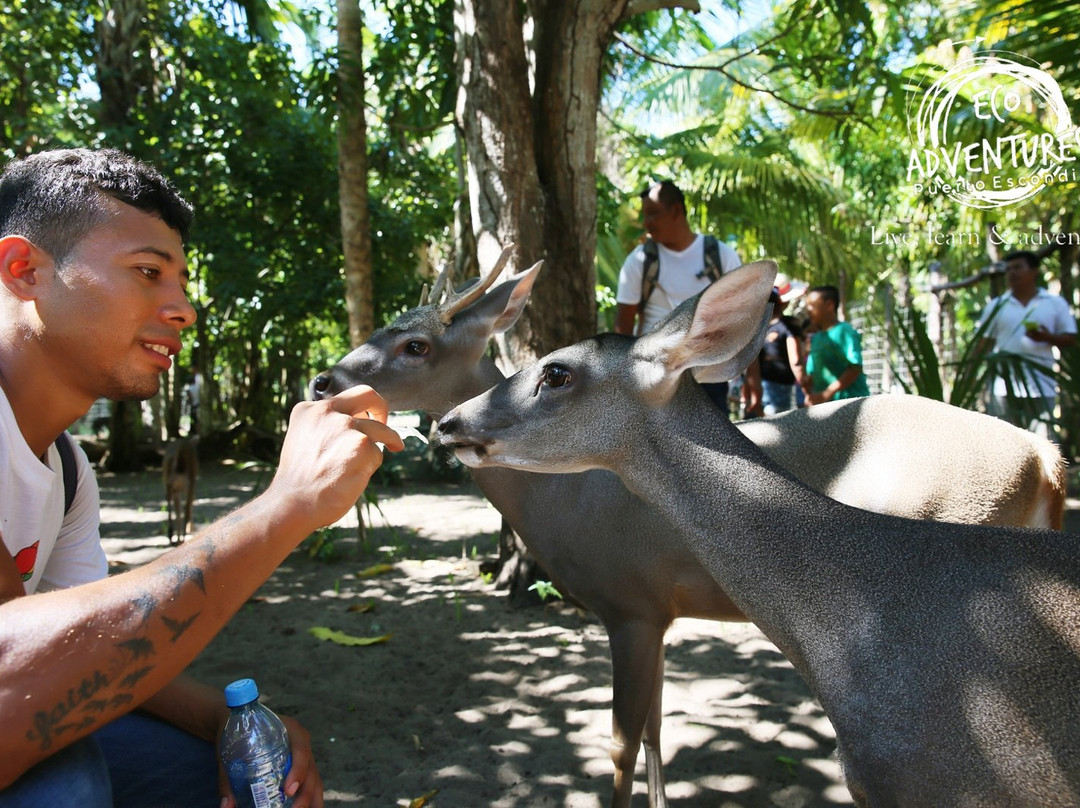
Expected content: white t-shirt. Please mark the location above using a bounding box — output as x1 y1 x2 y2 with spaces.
977 289 1077 397
1 386 106 594
616 235 742 334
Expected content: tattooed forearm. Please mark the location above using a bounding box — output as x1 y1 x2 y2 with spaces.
116 637 154 661
119 665 153 689
129 592 158 626
163 563 206 597
26 670 110 750
161 612 200 643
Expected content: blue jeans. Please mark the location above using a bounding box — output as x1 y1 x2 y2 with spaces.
700 381 730 417
0 713 219 808
761 379 796 415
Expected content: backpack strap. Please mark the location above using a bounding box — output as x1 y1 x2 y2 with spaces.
640 235 725 309
55 433 78 516
637 236 725 336
702 235 724 282
638 239 660 311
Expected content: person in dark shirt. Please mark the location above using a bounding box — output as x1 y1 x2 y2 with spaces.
756 282 806 415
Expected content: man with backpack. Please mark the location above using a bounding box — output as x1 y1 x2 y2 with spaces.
614 180 742 412
0 148 401 806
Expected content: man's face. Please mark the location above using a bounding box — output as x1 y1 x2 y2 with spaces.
37 197 196 402
804 291 832 329
640 191 682 245
1005 257 1039 296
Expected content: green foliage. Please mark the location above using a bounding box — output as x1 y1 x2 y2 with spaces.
1 0 460 446
0 0 94 154
5 0 1077 461
888 303 1073 451
527 580 563 602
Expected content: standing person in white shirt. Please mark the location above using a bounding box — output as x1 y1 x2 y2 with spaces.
977 249 1077 441
614 180 742 413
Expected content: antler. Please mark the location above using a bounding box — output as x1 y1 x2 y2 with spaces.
436 244 514 324
427 262 453 308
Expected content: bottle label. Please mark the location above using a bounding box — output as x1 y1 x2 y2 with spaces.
227 751 292 808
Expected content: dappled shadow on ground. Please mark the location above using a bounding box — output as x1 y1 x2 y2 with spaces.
97 463 853 806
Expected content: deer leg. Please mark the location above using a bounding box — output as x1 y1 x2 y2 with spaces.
607 620 668 808
182 478 194 541
642 641 669 808
167 491 177 545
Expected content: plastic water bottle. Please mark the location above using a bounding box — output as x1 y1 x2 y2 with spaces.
220 678 293 808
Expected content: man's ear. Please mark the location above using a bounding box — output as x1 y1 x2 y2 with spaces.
0 236 48 300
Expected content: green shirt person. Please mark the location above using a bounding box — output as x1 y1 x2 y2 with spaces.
802 285 871 404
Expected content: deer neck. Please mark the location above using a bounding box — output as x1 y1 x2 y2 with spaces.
618 381 872 674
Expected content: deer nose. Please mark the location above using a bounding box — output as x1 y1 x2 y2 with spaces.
435 408 460 439
310 374 333 400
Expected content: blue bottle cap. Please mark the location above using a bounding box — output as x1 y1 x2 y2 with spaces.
224 678 260 707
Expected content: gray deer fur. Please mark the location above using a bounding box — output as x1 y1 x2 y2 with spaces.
312 250 1067 807
436 260 1080 806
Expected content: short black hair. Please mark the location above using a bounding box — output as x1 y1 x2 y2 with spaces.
1004 250 1039 270
809 285 840 307
0 148 194 264
640 180 686 214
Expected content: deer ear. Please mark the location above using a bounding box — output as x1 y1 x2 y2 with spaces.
459 260 543 336
636 261 778 383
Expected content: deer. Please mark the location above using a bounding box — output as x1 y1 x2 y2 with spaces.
436 259 1080 807
310 248 1066 807
163 436 198 546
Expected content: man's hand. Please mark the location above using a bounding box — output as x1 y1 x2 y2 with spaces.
1026 325 1052 343
280 717 322 808
266 386 404 533
217 715 322 808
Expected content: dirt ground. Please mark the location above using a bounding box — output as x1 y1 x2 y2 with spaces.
97 458 1080 808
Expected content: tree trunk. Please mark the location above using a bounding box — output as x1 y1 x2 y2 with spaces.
96 0 153 132
97 0 153 472
454 0 545 368
338 0 374 348
453 0 699 599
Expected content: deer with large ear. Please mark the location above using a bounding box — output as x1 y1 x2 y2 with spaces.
439 260 1080 807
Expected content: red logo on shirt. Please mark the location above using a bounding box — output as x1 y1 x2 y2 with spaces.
14 542 39 582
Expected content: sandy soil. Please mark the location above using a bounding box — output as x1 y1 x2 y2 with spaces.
97 459 1080 808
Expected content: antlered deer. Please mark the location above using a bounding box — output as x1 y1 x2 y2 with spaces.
312 249 1066 808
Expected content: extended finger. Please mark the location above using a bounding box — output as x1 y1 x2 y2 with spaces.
329 385 390 424
351 417 406 452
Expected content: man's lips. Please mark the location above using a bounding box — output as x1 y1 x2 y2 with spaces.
140 339 181 367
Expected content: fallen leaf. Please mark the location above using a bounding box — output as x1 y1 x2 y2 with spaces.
408 789 438 808
357 563 396 578
308 626 392 647
347 601 377 613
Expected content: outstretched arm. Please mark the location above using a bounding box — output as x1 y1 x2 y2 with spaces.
0 386 403 789
806 364 863 405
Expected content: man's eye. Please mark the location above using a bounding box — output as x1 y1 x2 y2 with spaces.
139 267 160 280
541 365 572 388
404 340 429 356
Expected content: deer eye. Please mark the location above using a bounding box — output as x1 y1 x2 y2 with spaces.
540 364 572 388
404 340 429 357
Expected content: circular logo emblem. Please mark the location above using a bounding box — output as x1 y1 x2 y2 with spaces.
908 50 1077 209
